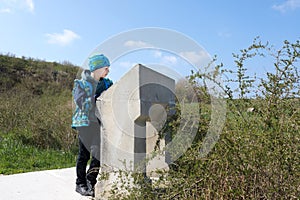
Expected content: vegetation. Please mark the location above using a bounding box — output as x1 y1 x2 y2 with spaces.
0 135 76 174
103 38 300 199
0 54 80 174
0 38 299 199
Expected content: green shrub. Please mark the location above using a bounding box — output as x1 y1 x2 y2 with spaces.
105 38 299 199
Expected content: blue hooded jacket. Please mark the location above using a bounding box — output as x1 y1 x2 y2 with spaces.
71 69 113 128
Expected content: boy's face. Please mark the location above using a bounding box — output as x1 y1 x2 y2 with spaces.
94 66 110 78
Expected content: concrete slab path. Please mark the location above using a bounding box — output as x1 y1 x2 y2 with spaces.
0 167 91 200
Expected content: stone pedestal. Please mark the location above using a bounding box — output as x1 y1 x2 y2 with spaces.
95 64 175 199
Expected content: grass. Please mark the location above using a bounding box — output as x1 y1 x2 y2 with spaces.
0 54 80 175
0 88 79 175
0 133 77 175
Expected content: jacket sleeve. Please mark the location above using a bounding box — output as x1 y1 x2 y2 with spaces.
95 78 113 100
73 81 86 109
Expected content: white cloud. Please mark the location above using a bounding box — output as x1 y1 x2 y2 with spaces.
272 0 300 13
0 0 34 13
153 50 178 65
218 31 232 38
25 0 34 13
179 50 210 66
117 61 138 69
0 8 11 13
124 40 152 48
45 29 80 46
153 50 162 58
162 55 178 65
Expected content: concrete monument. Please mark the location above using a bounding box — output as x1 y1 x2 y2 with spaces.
95 64 175 199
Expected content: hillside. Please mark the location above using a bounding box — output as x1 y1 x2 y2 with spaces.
0 54 80 174
0 54 78 93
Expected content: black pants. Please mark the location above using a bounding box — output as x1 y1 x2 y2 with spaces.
76 122 100 186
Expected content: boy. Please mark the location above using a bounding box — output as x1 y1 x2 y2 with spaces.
71 54 113 197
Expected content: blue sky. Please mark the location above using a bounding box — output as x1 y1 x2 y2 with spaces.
0 0 299 82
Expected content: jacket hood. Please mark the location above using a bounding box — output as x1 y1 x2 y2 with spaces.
81 69 98 84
